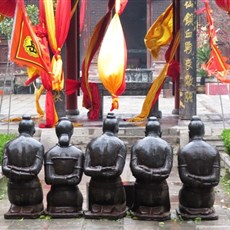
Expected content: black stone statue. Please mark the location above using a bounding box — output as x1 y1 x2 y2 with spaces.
130 116 173 220
2 115 44 219
177 116 220 220
44 117 84 218
84 113 127 219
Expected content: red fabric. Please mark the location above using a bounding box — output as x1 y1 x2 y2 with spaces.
35 34 58 128
216 75 230 84
151 83 163 108
196 7 206 15
10 0 51 74
108 0 116 10
81 0 115 112
164 34 180 82
81 0 129 119
83 83 100 120
206 43 229 74
167 60 180 82
24 73 39 86
81 12 111 109
202 1 230 80
0 0 16 17
114 33 127 96
215 0 230 13
39 89 56 128
36 0 72 127
150 32 180 110
79 0 86 33
164 32 176 63
39 0 46 25
9 0 55 128
65 79 81 95
38 65 58 128
55 0 71 49
118 0 128 15
36 8 56 128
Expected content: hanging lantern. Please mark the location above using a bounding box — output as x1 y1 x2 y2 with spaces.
215 0 230 15
97 0 127 111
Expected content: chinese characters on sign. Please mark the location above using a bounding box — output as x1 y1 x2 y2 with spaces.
179 0 197 119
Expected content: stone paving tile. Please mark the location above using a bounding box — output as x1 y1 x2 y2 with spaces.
0 154 230 229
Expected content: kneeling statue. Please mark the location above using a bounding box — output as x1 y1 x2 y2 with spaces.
177 116 220 220
84 113 127 219
130 116 173 220
2 115 44 219
44 117 84 218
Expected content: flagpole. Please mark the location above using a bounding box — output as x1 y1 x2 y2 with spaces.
6 61 14 134
217 81 226 129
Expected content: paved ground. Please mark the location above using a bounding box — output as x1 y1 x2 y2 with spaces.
0 92 230 229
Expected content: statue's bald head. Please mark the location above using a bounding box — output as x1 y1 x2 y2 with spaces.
188 116 205 139
103 113 118 134
56 117 73 146
145 116 161 137
18 114 35 136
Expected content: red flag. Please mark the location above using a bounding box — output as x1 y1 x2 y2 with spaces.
202 1 230 81
10 0 51 74
10 0 59 128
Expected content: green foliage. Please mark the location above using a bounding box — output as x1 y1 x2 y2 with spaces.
194 217 202 224
197 69 208 80
0 133 16 164
0 4 39 40
39 214 52 220
0 17 13 39
221 169 230 196
0 177 8 200
221 129 230 155
26 4 39 26
197 44 211 64
196 25 211 80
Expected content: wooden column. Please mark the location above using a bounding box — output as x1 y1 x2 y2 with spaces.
179 0 197 119
65 0 79 115
172 0 180 115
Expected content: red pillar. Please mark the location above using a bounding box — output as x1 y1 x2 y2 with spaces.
172 0 180 115
66 1 79 115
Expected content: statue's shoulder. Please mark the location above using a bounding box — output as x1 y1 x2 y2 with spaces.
29 136 43 146
116 135 125 144
88 135 103 147
201 140 217 149
69 145 84 156
45 145 59 157
180 140 195 151
5 136 18 146
157 137 171 146
141 136 170 147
